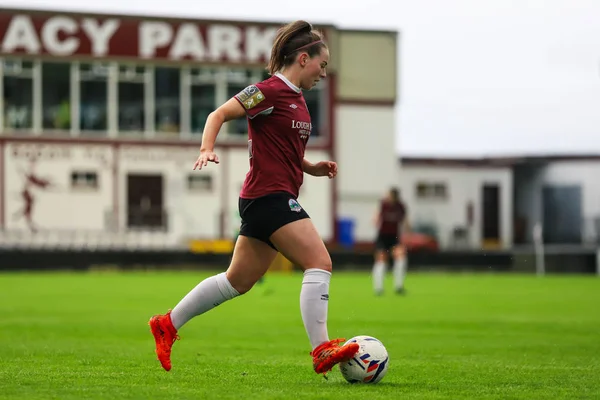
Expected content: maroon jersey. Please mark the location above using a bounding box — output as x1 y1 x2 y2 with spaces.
234 73 312 199
378 200 406 236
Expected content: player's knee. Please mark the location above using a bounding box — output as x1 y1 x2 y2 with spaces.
225 271 256 295
375 251 386 262
301 252 332 273
393 246 405 259
228 278 254 295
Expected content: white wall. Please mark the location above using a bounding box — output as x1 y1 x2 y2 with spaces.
4 142 113 231
336 104 398 241
398 165 513 249
118 145 222 241
2 142 333 245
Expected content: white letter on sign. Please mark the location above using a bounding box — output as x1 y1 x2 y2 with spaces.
139 21 173 58
42 16 79 56
82 18 120 57
169 23 205 60
207 25 242 62
1 15 41 54
245 26 276 63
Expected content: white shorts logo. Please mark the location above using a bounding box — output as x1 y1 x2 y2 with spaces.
288 199 302 212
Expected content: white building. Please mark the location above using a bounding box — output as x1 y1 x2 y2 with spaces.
400 155 600 250
0 8 399 248
399 157 513 250
513 156 600 246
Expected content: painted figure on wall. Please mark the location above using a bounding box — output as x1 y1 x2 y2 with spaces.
12 157 54 232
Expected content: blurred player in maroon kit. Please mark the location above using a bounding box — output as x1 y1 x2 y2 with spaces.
372 187 409 295
149 20 359 377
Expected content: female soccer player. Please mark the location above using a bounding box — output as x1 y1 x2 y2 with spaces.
149 20 359 377
372 187 409 295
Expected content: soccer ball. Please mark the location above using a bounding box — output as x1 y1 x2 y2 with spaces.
339 335 389 384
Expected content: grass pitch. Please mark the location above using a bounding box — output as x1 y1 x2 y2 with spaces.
1 270 599 399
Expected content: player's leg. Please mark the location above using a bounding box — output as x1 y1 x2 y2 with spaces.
392 243 408 294
372 237 387 295
224 235 278 294
270 218 359 376
234 230 268 290
271 219 331 348
149 235 277 371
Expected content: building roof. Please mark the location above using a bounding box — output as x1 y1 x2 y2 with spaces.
400 154 600 167
0 6 337 30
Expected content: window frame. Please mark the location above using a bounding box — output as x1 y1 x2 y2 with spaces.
415 181 449 201
70 170 100 191
0 58 331 145
77 61 111 136
0 57 38 134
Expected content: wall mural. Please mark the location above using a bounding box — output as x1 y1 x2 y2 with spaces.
12 156 56 233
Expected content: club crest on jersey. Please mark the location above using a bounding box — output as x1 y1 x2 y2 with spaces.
288 199 302 213
237 85 265 110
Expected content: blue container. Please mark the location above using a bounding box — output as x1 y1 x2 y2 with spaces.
337 218 355 248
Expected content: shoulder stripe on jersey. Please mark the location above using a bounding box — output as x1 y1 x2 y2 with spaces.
248 106 275 119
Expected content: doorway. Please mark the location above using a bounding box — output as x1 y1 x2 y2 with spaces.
482 183 501 248
542 185 582 244
127 174 165 229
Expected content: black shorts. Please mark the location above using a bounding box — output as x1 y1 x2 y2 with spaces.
238 192 310 250
375 233 400 252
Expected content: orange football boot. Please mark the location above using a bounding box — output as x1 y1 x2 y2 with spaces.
148 311 180 371
311 338 360 376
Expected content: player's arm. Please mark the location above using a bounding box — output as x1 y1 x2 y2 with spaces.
200 98 246 152
302 158 337 178
402 205 410 232
402 218 411 232
373 210 381 227
302 159 317 175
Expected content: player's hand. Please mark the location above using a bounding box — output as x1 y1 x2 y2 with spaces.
313 161 337 179
193 149 220 170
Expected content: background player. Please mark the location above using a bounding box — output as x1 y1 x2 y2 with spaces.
149 20 359 378
372 187 409 295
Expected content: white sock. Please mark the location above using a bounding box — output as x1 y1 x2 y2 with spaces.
300 268 331 350
170 272 240 330
393 256 407 289
372 260 386 293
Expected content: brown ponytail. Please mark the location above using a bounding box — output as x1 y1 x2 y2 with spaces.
267 20 326 75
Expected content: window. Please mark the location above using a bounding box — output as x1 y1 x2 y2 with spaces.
42 62 71 131
71 171 98 190
225 68 254 135
2 58 33 130
79 63 108 133
190 68 217 135
0 61 332 139
155 67 180 134
187 174 213 192
118 64 145 133
433 183 447 198
416 182 448 200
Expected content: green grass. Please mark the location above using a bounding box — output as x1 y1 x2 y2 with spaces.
1 270 599 399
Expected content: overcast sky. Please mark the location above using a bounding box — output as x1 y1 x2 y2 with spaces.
4 0 600 157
